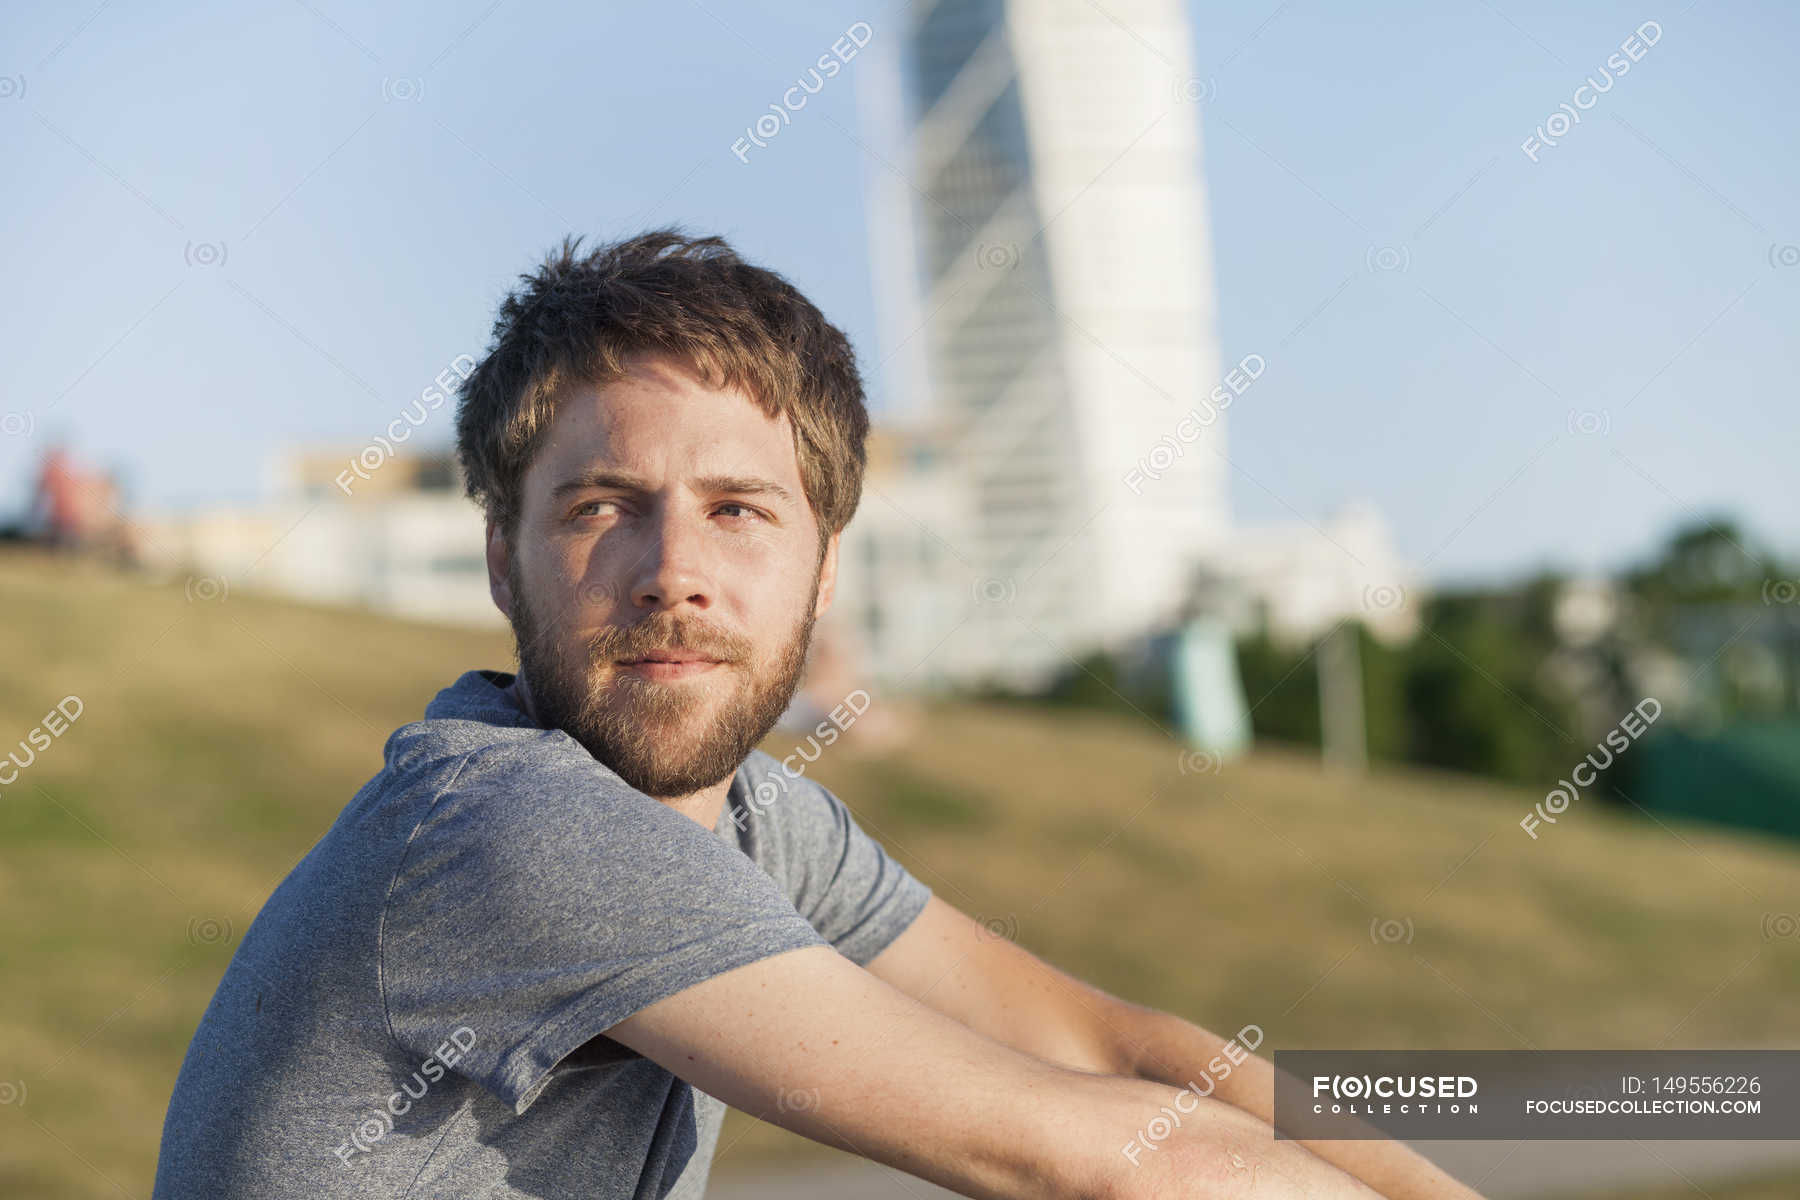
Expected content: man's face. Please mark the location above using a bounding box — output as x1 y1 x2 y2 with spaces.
490 352 838 799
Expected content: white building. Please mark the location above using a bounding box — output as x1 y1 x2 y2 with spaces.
827 0 1421 695
1222 501 1420 647
823 424 969 693
879 0 1229 690
137 447 502 631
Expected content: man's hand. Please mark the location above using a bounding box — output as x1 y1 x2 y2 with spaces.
863 895 1485 1199
603 943 1381 1199
1108 1007 1487 1200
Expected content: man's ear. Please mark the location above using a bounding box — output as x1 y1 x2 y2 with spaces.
486 516 516 622
813 529 841 621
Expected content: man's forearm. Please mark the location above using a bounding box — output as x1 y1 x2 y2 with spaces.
1076 1070 1382 1199
1106 1006 1484 1200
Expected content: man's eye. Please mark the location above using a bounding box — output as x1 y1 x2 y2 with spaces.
715 502 767 521
572 499 618 518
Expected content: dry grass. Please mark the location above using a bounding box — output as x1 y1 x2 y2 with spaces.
0 547 1794 1198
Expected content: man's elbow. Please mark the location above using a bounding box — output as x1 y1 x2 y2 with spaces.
1043 1012 1141 1078
1074 996 1178 1080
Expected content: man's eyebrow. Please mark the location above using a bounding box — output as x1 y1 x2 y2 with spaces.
549 468 797 507
694 474 797 507
549 468 648 500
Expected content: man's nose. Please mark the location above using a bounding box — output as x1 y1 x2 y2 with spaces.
628 506 714 612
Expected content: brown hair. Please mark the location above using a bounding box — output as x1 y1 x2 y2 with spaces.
454 229 869 558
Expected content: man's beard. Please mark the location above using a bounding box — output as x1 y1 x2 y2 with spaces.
506 558 818 798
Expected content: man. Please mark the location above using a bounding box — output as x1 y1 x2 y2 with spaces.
153 231 1481 1198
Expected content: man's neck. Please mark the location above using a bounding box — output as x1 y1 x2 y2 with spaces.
656 782 733 835
504 670 733 833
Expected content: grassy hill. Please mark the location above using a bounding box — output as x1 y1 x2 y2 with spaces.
2 548 1796 1198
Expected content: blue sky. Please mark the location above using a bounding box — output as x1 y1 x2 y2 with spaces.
2 0 1794 586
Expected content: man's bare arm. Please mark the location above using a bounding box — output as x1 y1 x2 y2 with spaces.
1106 1004 1484 1199
867 896 1483 1198
603 943 1380 1200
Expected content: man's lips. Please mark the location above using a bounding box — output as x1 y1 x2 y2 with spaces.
612 649 729 681
617 650 723 665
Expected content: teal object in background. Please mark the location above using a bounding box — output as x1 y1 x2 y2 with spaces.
1171 615 1251 760
1627 719 1800 841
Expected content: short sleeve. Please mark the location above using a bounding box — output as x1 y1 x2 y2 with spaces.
379 738 829 1115
776 775 933 967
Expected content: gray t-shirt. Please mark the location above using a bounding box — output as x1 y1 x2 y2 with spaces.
152 668 931 1199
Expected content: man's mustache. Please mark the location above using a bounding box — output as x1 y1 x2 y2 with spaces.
586 615 751 665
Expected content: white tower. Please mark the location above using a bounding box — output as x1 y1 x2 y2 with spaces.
902 0 1228 689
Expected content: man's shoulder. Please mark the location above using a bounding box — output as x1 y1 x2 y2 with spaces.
731 747 931 966
367 672 660 858
382 668 579 788
734 748 845 830
394 729 657 854
387 668 536 755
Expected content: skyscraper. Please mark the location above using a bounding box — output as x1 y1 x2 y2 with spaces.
893 0 1228 689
